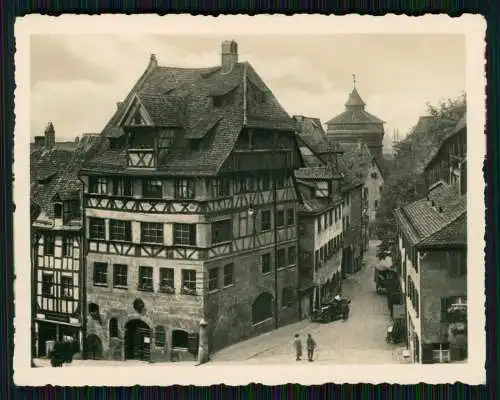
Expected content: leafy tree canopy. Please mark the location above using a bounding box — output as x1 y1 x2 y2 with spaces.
374 93 466 259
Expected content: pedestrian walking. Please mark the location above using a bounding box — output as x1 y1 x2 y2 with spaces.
306 333 316 362
293 334 302 361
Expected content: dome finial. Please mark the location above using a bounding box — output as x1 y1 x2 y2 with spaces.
352 73 356 89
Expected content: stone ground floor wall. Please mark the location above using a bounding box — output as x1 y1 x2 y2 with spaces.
204 246 300 353
85 290 203 362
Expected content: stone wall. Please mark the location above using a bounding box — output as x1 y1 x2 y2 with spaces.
204 244 299 353
85 252 204 362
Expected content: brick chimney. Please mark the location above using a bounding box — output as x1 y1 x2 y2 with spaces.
44 122 55 150
221 40 238 74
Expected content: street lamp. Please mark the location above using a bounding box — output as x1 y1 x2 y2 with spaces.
248 204 256 248
248 204 255 218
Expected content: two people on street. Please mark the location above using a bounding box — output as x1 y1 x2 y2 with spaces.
294 333 317 362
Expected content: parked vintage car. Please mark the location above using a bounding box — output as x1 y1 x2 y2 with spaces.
374 261 397 294
311 297 351 323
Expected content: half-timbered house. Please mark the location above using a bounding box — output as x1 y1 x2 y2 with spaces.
78 41 303 362
31 125 101 359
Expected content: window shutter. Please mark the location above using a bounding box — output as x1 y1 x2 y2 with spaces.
187 333 199 354
190 225 197 245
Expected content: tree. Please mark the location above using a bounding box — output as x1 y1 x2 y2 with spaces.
374 94 466 259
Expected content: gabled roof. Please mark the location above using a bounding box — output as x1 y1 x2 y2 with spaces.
84 55 296 176
394 181 466 248
31 135 103 222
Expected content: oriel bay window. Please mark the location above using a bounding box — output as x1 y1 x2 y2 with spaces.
113 264 128 288
174 179 195 199
159 268 174 293
173 223 196 246
142 179 163 199
89 218 105 240
181 269 197 295
212 219 232 244
138 266 153 291
141 222 164 244
110 219 132 242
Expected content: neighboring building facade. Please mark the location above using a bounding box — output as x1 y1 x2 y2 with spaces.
325 84 385 159
424 113 467 194
394 115 467 364
336 142 384 226
295 167 344 319
30 126 101 359
78 41 303 362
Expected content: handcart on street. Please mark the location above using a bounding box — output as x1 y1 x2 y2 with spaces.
311 296 351 323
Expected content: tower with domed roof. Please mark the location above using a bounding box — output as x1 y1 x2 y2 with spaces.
325 76 385 159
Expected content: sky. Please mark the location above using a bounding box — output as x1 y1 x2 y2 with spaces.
30 34 465 151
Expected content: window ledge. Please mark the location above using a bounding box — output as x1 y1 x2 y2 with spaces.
113 285 128 290
208 289 220 294
93 283 108 288
223 283 235 289
212 240 232 246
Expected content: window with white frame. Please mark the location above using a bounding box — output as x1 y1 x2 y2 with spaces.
174 179 195 199
141 222 163 243
88 218 106 240
173 223 197 246
431 343 451 363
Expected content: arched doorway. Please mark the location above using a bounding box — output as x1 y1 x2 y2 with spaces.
85 334 103 360
124 319 152 361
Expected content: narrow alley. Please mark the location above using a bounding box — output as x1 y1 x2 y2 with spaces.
211 241 407 364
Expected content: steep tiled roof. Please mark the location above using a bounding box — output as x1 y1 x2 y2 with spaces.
31 135 103 220
326 109 384 126
334 142 380 188
296 180 343 215
395 181 466 248
294 116 333 154
84 57 295 176
345 88 366 107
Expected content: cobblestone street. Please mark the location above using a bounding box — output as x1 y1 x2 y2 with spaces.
211 241 408 364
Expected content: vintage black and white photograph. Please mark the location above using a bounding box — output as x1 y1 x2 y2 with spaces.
14 15 486 385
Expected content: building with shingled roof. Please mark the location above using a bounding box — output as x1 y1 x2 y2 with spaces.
393 115 467 364
78 41 304 362
30 124 102 359
325 82 385 159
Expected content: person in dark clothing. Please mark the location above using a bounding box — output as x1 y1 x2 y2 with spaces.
293 334 302 361
306 334 316 362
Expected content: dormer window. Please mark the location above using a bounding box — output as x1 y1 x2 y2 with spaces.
315 181 329 198
255 90 267 104
54 203 63 219
213 96 223 108
371 172 378 179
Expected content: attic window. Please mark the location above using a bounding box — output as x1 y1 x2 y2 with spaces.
54 203 63 219
132 110 144 126
213 96 223 108
254 90 267 104
190 139 201 151
371 172 378 179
